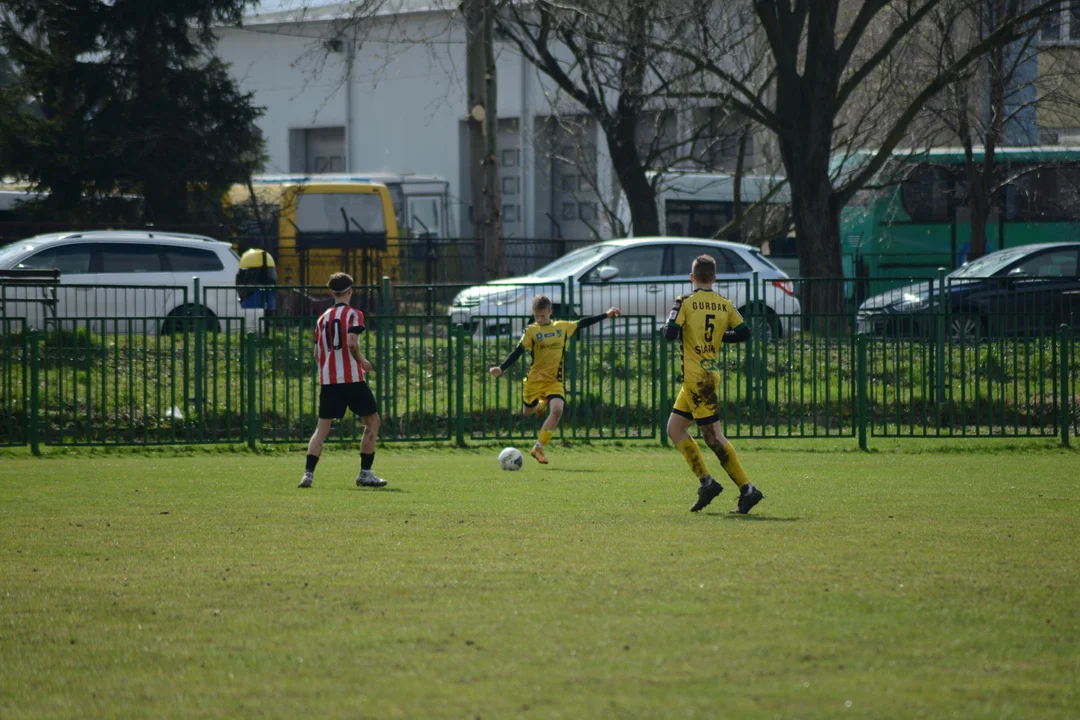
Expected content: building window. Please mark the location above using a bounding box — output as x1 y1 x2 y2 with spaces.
503 204 520 223
289 127 346 174
1041 127 1080 145
1042 2 1080 43
561 203 577 221
502 176 519 196
313 156 345 172
501 149 519 168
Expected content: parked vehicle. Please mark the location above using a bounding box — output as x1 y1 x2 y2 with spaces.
0 230 263 334
226 178 399 287
838 146 1080 303
449 237 801 340
856 242 1080 340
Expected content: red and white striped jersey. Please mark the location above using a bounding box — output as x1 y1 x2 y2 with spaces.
315 304 366 385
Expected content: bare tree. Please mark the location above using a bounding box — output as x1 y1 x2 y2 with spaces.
661 0 1061 317
915 0 1080 261
498 0 766 238
464 0 505 279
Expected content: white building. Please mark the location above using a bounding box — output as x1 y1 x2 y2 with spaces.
214 0 763 242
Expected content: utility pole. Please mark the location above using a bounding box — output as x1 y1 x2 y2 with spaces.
463 0 505 279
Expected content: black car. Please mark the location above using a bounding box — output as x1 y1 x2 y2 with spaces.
856 242 1080 340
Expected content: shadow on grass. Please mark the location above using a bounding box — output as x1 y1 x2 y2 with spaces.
297 487 407 493
711 513 800 522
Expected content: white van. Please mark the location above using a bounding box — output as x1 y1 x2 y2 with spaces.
0 231 262 334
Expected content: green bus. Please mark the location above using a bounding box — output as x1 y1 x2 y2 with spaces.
838 146 1080 302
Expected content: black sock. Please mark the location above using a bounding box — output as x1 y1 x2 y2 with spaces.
361 452 374 471
305 454 319 473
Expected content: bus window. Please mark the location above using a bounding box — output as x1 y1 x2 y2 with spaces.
901 165 951 223
665 200 731 238
407 196 442 238
296 192 387 234
1005 166 1080 221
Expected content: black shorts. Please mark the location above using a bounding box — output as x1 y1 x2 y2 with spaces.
318 382 378 420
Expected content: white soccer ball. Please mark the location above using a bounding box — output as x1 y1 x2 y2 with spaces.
498 447 524 471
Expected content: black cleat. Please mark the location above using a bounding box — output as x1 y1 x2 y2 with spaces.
736 486 765 514
691 478 722 512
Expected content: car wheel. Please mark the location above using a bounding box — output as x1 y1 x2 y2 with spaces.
740 305 781 342
162 304 220 334
949 312 984 344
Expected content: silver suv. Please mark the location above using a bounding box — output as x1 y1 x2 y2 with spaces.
0 230 262 333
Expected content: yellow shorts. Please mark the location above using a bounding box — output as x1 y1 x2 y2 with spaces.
523 379 565 407
672 380 720 425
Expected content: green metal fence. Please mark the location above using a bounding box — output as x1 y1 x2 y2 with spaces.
1 317 27 446
863 316 1064 438
34 316 248 446
0 279 1074 450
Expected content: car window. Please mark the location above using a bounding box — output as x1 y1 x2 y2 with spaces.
100 244 162 274
164 246 224 272
721 249 752 274
533 243 615 278
671 245 734 276
1008 249 1079 278
0 242 39 267
591 245 666 280
750 249 782 271
949 247 1028 278
16 244 92 275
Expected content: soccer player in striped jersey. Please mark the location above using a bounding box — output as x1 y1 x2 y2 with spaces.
299 272 387 489
664 255 764 514
489 294 620 464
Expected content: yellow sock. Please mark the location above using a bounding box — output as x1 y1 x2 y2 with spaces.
675 437 710 480
537 429 553 447
718 442 750 488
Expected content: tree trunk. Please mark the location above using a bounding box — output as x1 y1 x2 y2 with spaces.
770 12 847 324
791 173 846 331
464 0 505 280
967 192 991 262
964 1 1009 262
727 130 749 241
608 117 659 236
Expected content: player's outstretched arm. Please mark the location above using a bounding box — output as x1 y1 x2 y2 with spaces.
723 322 752 344
490 344 524 376
577 307 620 329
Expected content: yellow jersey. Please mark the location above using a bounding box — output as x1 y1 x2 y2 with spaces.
520 319 579 384
668 288 744 388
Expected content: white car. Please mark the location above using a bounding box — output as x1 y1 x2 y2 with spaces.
450 237 801 339
0 230 263 334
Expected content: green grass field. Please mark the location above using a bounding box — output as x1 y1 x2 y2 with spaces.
1 443 1077 718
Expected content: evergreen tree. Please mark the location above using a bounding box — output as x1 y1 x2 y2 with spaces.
0 0 265 223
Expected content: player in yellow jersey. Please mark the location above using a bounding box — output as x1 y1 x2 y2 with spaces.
664 254 765 514
490 295 621 464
